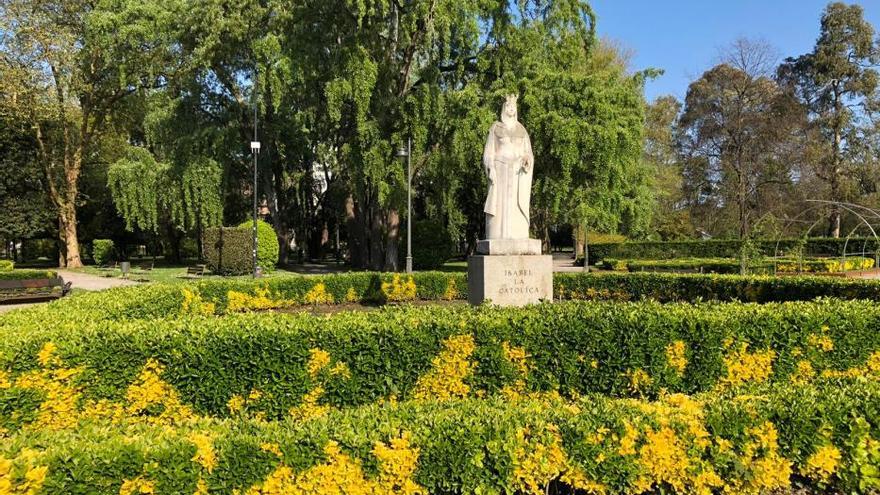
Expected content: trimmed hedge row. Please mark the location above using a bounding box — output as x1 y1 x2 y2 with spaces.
9 271 880 325
2 380 879 494
0 269 59 281
0 260 12 271
2 300 879 424
603 256 875 274
587 237 880 265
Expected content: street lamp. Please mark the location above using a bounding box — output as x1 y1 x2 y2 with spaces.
251 72 261 279
396 138 413 274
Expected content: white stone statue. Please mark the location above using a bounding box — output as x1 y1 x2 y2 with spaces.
483 94 534 240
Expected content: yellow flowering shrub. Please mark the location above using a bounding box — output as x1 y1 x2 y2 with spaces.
245 434 424 495
802 444 841 483
411 334 476 401
808 333 834 352
665 340 687 376
627 368 653 393
344 287 359 303
307 349 332 377
181 288 215 316
0 451 48 495
289 387 330 421
720 344 776 388
442 278 459 301
304 283 334 305
121 359 195 425
189 433 217 473
792 360 815 383
382 275 417 302
226 287 288 312
119 476 155 495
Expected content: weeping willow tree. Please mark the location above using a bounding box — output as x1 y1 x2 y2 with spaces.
108 146 222 259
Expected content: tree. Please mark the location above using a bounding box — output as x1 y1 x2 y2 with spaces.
644 95 693 239
778 2 880 237
678 39 800 238
0 0 181 266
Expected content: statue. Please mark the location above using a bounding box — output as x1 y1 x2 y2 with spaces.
483 94 534 240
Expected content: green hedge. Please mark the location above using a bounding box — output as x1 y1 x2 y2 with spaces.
92 239 115 265
237 219 280 273
203 226 252 275
602 256 875 274
0 260 12 271
1 380 879 494
2 299 879 423
0 270 59 281
9 271 880 326
586 237 880 265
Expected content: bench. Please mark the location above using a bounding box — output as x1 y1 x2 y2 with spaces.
180 265 207 279
0 277 72 304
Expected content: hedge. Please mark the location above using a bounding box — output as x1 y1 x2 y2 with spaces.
238 219 280 273
1 380 879 494
0 260 12 272
603 256 875 274
92 239 115 265
586 237 880 265
2 299 879 424
203 226 252 275
0 270 59 281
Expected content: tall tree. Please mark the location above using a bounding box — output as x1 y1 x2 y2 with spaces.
0 0 181 266
778 2 880 237
679 39 800 238
644 95 692 239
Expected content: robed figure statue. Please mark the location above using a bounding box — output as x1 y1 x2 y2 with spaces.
483 94 534 240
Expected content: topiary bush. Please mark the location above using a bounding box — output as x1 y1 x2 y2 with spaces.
0 260 13 271
91 239 114 265
203 226 251 275
236 220 280 273
402 219 457 270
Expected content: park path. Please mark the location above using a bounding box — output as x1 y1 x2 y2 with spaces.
0 270 136 314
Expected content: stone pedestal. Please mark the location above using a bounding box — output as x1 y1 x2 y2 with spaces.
468 253 553 307
476 238 542 255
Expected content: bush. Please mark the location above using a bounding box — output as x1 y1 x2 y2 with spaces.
602 256 875 274
91 239 115 265
585 237 880 265
0 269 58 281
0 260 13 271
203 226 252 275
237 219 280 273
0 362 879 493
3 299 880 421
402 219 456 270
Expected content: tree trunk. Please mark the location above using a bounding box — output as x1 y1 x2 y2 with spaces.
384 209 400 271
345 195 365 268
369 207 385 271
59 203 82 268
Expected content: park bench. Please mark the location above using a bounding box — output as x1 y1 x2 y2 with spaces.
0 277 72 304
181 264 207 279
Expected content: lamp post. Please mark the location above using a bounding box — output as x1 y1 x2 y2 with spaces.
250 78 261 279
396 138 413 273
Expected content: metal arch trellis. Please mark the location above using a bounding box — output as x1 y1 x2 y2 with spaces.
768 200 880 275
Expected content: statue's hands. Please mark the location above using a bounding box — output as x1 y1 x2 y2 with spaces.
486 166 496 184
521 158 531 173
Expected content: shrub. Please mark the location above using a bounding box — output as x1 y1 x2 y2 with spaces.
0 379 879 494
237 219 280 273
402 219 456 270
3 299 880 420
602 256 875 274
0 260 13 271
91 239 114 265
585 237 880 265
0 269 59 281
203 226 252 275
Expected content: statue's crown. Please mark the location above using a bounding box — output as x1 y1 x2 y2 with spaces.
505 94 518 104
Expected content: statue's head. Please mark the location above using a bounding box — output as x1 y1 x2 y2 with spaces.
502 94 518 121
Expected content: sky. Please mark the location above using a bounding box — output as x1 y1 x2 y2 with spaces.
590 0 880 102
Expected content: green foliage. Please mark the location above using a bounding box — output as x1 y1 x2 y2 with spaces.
108 147 223 233
3 298 880 419
0 270 59 281
237 220 279 273
202 226 252 276
0 260 13 271
586 237 880 265
403 219 457 270
602 256 874 274
91 239 115 265
1 380 880 494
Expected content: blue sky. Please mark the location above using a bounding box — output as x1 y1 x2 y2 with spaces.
590 0 880 102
